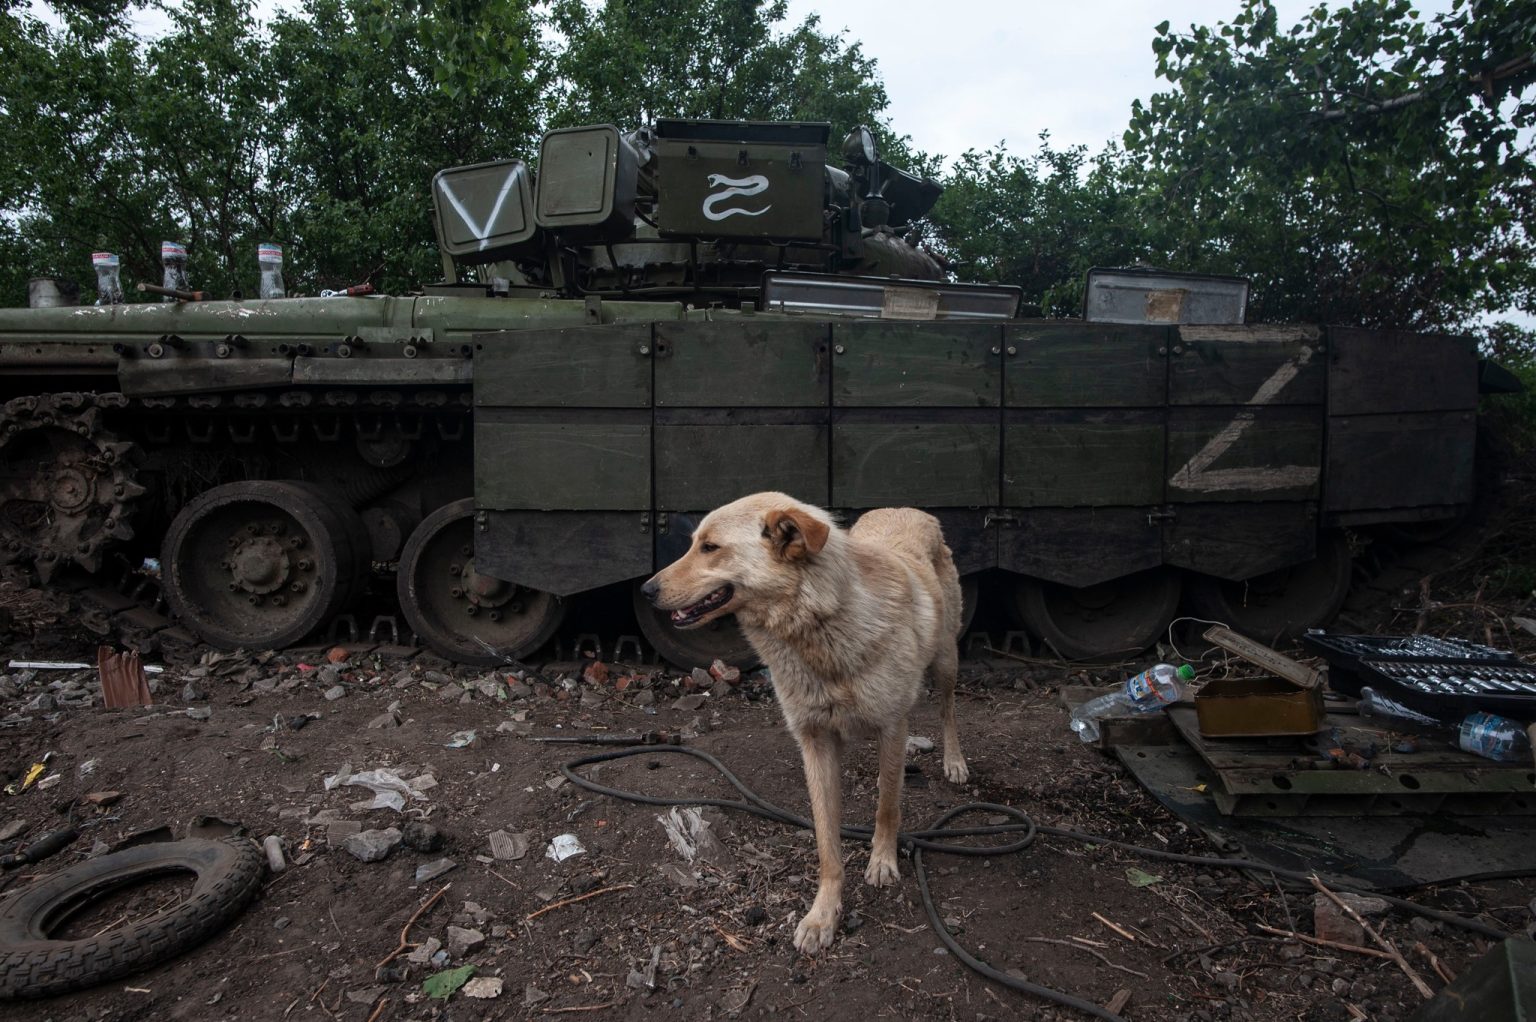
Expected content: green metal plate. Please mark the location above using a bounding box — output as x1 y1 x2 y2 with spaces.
998 507 1163 587
1325 410 1477 512
1171 325 1325 406
832 322 1001 407
655 321 829 407
1163 502 1316 579
656 423 828 509
832 414 999 507
475 412 649 510
473 325 652 408
1167 406 1323 503
1003 410 1163 507
1003 322 1167 407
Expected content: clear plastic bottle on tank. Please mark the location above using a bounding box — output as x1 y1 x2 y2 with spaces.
1070 663 1195 743
1358 689 1531 764
257 243 285 299
160 241 190 300
91 252 123 306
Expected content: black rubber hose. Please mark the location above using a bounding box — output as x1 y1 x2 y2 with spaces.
561 746 1509 1021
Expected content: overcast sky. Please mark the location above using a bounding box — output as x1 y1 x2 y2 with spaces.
782 0 1458 162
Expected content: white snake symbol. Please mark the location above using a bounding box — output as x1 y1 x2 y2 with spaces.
701 174 772 221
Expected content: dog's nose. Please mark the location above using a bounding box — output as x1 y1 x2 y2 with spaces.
640 577 661 605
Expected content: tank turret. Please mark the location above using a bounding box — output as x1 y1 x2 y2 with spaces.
429 120 946 303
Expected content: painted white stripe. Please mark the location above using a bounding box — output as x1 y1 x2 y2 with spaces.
440 170 520 251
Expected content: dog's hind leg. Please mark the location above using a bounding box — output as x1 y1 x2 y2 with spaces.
794 727 845 954
865 717 906 887
934 644 969 783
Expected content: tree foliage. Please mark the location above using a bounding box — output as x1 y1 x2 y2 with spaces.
1118 0 1535 329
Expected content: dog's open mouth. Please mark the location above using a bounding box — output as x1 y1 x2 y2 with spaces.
670 584 734 626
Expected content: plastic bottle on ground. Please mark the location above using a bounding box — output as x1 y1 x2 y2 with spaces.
1070 663 1195 743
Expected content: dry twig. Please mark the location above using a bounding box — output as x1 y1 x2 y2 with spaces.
1091 911 1138 942
525 883 636 922
1414 941 1457 984
375 883 451 970
1310 875 1434 999
1020 936 1150 979
1255 923 1392 959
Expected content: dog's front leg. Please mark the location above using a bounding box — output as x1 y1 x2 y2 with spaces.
794 727 844 954
865 717 906 887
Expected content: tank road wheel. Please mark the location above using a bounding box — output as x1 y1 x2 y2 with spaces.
162 481 369 650
1012 568 1183 663
1186 532 1353 645
633 583 760 672
0 394 144 581
396 499 564 666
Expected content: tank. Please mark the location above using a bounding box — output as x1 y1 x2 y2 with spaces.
0 119 1503 666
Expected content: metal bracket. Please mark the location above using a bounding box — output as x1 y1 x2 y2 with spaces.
1146 507 1177 526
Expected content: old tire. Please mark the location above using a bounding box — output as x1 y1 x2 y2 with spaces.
1185 531 1353 645
0 837 265 1000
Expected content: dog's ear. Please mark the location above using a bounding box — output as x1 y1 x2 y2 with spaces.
763 507 830 561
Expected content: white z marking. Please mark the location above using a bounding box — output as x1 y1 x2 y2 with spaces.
701 174 772 221
1169 346 1320 493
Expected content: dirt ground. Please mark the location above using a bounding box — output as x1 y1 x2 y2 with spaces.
3 425 1536 1022
1 621 1532 1022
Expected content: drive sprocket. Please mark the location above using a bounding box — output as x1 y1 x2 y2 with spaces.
0 393 144 581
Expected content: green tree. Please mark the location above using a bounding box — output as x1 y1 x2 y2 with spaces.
544 0 903 157
1121 0 1535 329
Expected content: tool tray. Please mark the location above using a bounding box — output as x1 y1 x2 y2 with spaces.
1302 632 1533 719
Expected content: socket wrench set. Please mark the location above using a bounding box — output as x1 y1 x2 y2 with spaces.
1302 631 1535 718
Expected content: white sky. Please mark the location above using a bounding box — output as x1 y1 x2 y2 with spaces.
783 0 1458 161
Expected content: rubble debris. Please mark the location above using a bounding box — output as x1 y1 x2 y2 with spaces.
324 765 418 811
444 729 477 748
463 975 503 999
261 835 287 873
343 827 402 863
406 937 442 966
545 833 585 862
906 735 935 754
488 829 530 861
445 925 485 956
657 806 733 868
97 647 153 708
401 821 444 853
415 858 457 883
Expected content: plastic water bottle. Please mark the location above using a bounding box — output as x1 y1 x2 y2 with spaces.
160 241 190 299
1457 711 1533 763
1070 663 1195 742
91 252 124 306
257 243 286 299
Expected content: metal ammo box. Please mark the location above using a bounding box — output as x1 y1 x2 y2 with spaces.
654 119 827 241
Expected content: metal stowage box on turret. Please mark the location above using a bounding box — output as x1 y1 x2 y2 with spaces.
653 120 828 240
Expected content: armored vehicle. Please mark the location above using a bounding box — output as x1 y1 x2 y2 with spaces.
0 120 1497 666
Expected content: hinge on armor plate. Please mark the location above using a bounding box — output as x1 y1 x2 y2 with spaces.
982 511 1019 529
1146 507 1177 525
639 512 651 533
656 512 669 535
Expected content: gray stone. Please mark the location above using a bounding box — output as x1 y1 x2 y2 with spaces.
438 683 464 701
672 694 707 711
507 682 532 699
182 681 207 702
415 857 458 883
317 664 342 686
406 937 441 965
474 677 503 699
690 667 712 689
632 690 656 706
424 670 453 685
23 692 57 713
366 711 400 729
323 684 347 701
342 827 402 863
445 925 485 956
186 706 212 720
402 821 444 853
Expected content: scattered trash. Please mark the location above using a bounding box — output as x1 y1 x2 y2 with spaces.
10 659 164 674
406 937 442 966
626 945 662 990
422 964 475 1000
6 757 49 795
445 924 484 955
96 646 154 709
0 824 78 869
262 835 287 874
325 765 417 811
1070 663 1194 743
656 806 733 868
186 706 212 721
488 829 530 861
415 858 458 883
34 773 61 791
545 833 585 862
444 729 477 748
463 976 503 999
